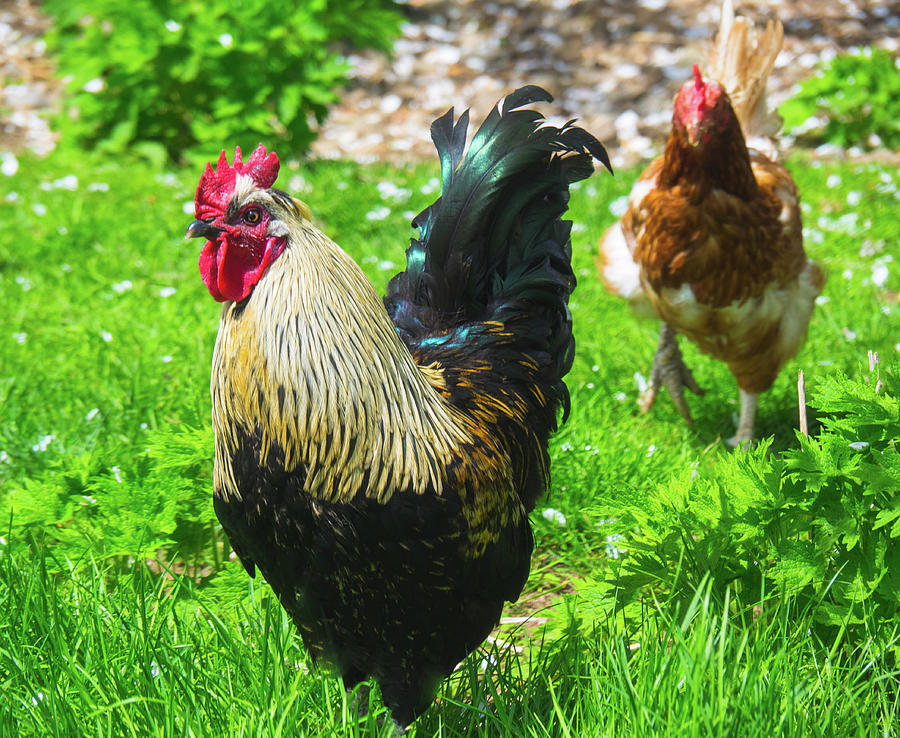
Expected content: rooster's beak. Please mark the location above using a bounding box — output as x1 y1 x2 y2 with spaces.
186 219 225 240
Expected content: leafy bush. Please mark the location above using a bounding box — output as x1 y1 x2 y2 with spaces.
780 46 900 150
593 355 900 650
42 0 402 162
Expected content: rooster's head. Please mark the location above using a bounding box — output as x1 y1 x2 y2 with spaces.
187 144 309 303
673 65 733 147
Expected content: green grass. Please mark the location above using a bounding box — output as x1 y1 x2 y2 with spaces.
1 146 899 736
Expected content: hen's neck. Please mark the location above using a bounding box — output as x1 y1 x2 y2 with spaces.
658 117 758 201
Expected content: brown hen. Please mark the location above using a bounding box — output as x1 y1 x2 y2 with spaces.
599 0 824 446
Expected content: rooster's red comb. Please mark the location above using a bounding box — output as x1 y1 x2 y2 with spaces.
194 144 280 219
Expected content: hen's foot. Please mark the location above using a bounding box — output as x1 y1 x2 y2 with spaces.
639 323 705 422
726 389 759 449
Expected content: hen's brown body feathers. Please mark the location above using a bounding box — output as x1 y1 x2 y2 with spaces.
599 0 823 443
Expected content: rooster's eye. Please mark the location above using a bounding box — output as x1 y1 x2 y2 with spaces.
243 208 262 225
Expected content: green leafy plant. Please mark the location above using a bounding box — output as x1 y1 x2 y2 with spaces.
42 0 402 162
780 46 900 149
593 356 900 651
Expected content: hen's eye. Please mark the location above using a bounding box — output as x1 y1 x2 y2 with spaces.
243 208 262 225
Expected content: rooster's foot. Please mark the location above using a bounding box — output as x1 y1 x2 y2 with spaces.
639 323 704 422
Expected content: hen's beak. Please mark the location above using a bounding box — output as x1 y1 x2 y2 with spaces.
186 219 224 240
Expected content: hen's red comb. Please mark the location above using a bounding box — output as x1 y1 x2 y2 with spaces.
692 64 704 91
194 144 280 219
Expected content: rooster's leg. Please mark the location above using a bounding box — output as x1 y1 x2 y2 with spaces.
639 322 705 422
727 389 758 448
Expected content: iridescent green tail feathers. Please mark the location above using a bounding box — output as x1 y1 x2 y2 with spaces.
385 86 611 416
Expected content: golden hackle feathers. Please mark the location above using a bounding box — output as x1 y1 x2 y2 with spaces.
706 0 784 154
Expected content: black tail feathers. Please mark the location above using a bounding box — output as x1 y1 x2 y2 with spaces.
385 86 610 406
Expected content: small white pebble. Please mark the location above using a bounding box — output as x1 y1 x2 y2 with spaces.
542 508 567 527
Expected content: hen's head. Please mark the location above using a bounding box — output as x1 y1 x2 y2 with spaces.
673 65 734 147
187 144 306 303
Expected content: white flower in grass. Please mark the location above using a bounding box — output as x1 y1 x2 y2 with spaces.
85 408 99 421
646 444 657 457
0 534 6 543
872 262 889 288
182 200 195 215
159 287 177 298
150 660 161 678
376 181 412 201
377 259 396 271
846 191 862 206
849 441 869 451
402 210 416 221
842 269 853 280
218 33 233 48
112 466 122 484
1 153 18 176
826 174 841 188
4 190 18 202
365 206 391 221
609 195 630 217
814 295 830 305
164 19 181 32
586 382 595 389
842 327 857 341
88 182 109 192
101 331 113 342
81 495 97 505
160 355 173 363
614 391 627 401
15 275 32 291
0 451 9 464
112 279 133 293
83 77 104 93
420 178 439 195
559 441 573 452
592 364 600 372
32 434 56 452
13 332 26 344
542 508 567 527
31 691 45 706
32 203 46 216
61 263 72 272
633 371 648 394
605 533 627 559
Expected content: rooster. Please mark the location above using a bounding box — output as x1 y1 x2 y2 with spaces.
186 86 610 729
598 0 824 446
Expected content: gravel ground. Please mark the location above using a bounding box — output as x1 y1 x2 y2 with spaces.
2 0 899 167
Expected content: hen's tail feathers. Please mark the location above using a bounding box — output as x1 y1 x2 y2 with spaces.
707 0 784 155
385 86 610 408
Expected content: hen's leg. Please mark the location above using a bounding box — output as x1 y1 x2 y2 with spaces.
639 322 705 422
727 389 758 448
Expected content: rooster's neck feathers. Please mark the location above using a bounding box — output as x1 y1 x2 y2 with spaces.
212 221 472 505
